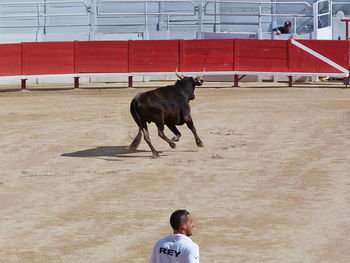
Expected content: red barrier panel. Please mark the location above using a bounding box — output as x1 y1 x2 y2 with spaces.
22 42 74 75
181 39 235 72
290 40 349 74
0 44 22 76
75 41 129 73
129 40 179 72
237 39 289 72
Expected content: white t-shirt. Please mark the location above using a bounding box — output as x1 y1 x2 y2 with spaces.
150 234 200 263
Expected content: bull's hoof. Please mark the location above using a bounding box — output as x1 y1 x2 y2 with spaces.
172 136 180 142
169 142 176 148
129 146 136 152
152 151 160 158
196 141 204 147
129 141 140 152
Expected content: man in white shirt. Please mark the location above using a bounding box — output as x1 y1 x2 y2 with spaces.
150 210 200 263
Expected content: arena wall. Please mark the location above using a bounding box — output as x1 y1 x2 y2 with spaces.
0 39 349 87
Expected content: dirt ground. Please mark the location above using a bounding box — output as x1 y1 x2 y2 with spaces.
1 81 350 263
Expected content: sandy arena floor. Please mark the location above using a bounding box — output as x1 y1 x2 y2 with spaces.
1 81 350 263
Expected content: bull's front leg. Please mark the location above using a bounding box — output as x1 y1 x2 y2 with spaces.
166 124 182 142
184 115 203 147
156 123 176 149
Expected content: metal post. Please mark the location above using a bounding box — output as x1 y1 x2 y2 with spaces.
89 0 96 41
74 76 80 89
258 3 262 39
157 2 164 31
288 76 293 87
329 0 333 33
197 3 203 39
341 19 350 39
44 0 47 35
128 76 133 87
213 0 217 32
233 75 246 87
144 2 149 40
272 0 277 29
344 66 350 87
313 1 319 39
36 4 44 42
233 74 239 87
166 15 170 39
21 79 27 90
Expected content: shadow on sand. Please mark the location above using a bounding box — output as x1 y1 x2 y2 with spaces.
61 146 149 159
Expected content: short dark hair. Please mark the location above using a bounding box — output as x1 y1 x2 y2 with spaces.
284 21 292 27
170 210 190 230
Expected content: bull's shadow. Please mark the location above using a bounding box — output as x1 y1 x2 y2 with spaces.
61 146 148 159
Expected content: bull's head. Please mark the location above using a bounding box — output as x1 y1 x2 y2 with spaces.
175 69 205 100
193 70 204 86
175 69 205 86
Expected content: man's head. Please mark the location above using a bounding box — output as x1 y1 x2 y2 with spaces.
170 209 195 237
284 21 292 30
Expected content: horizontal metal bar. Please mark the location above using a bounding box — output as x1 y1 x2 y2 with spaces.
97 12 195 16
95 23 145 26
204 1 311 9
261 13 311 17
205 13 311 18
0 25 89 28
0 14 88 18
98 0 196 3
203 31 258 34
333 2 350 5
97 0 197 16
97 0 196 7
0 1 88 7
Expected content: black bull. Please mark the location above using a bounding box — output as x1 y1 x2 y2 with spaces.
129 73 204 157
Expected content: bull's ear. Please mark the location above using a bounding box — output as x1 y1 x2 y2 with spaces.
175 68 184 80
194 68 205 81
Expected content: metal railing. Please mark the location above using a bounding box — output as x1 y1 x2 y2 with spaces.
0 0 347 42
0 1 89 18
95 0 314 38
0 1 90 41
203 1 312 37
97 0 197 16
96 0 198 38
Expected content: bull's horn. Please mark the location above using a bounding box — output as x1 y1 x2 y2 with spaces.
175 69 184 80
194 69 205 80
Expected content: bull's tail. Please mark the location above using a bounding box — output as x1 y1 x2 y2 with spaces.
129 97 143 151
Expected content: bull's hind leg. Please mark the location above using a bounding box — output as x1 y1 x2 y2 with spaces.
141 128 160 157
166 124 182 142
129 129 142 151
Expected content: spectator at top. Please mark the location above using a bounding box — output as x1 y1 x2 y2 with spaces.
273 21 292 35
